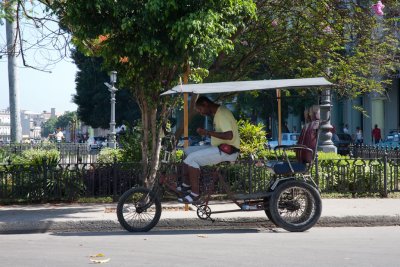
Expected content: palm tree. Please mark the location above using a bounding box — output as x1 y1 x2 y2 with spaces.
5 0 22 143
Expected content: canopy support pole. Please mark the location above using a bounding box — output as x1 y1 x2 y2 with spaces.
277 89 282 146
183 64 190 211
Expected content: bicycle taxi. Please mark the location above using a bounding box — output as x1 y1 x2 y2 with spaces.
117 77 333 232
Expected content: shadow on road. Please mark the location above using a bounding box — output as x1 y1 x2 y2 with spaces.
51 228 283 237
0 206 101 234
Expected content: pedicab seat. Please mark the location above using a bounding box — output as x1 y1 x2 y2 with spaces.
266 160 307 175
266 105 320 176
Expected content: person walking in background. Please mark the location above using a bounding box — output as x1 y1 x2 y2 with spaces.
372 124 382 144
343 124 349 134
331 125 339 142
55 128 64 143
354 126 363 145
283 121 290 133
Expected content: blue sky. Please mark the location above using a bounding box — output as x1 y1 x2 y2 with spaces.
0 5 78 115
0 57 78 114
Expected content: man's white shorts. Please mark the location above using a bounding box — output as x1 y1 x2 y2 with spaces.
183 145 238 169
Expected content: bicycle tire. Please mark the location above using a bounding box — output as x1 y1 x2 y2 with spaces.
269 180 322 232
117 187 162 232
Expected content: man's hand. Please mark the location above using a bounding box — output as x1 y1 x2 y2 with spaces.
196 127 207 136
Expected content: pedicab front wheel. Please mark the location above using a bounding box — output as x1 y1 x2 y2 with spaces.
117 187 162 232
269 180 322 232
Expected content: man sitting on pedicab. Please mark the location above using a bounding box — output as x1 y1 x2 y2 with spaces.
178 96 240 204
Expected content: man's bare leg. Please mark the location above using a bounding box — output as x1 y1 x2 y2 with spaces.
188 166 200 195
181 163 189 185
177 164 191 193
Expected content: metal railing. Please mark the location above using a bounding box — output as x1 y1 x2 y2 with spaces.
317 157 400 196
0 161 142 203
351 144 400 159
1 156 399 203
0 143 100 164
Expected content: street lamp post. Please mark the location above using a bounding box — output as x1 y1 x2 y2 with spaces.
318 89 337 153
104 71 118 149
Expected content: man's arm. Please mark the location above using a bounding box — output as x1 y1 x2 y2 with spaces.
197 128 233 140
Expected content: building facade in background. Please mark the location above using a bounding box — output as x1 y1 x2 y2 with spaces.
0 109 11 143
0 108 58 143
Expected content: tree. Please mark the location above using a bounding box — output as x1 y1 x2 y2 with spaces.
42 0 399 184
41 112 77 138
46 0 256 184
71 50 140 129
175 0 399 138
41 117 57 137
207 0 399 118
4 0 22 143
56 111 76 129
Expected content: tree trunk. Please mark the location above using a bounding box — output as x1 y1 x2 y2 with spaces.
136 88 172 187
147 102 170 186
6 0 22 143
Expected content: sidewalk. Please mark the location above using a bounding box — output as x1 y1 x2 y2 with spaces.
1 199 400 233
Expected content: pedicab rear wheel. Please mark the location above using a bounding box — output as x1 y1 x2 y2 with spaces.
263 196 277 226
269 180 322 232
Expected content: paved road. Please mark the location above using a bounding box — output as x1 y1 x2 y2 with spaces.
2 199 400 233
1 227 399 267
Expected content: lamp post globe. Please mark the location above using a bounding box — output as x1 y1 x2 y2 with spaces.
110 71 117 84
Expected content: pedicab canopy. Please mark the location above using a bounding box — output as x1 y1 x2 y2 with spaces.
161 77 332 148
161 77 332 95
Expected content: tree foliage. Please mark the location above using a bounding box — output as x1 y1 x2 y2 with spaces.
1 1 71 70
46 0 256 183
71 50 140 129
56 111 76 129
41 117 57 137
208 0 399 118
41 111 77 137
237 119 268 159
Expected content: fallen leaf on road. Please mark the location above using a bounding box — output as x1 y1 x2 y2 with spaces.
89 253 110 264
89 258 110 264
90 253 105 257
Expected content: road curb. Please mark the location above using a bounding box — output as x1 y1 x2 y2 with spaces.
1 215 400 234
318 215 400 227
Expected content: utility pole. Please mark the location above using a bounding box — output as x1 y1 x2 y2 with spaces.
6 0 22 143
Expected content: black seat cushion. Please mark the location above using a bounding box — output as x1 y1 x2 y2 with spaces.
266 161 307 175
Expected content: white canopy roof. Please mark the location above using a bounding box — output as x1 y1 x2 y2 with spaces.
161 77 332 95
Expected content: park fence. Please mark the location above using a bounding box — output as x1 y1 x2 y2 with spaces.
351 144 400 159
0 143 100 164
0 161 142 203
0 155 399 203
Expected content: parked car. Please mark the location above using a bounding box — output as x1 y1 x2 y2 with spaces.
267 133 300 149
333 133 353 155
375 134 400 148
87 137 107 150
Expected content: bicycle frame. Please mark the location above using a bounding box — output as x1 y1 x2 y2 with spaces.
155 158 282 220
